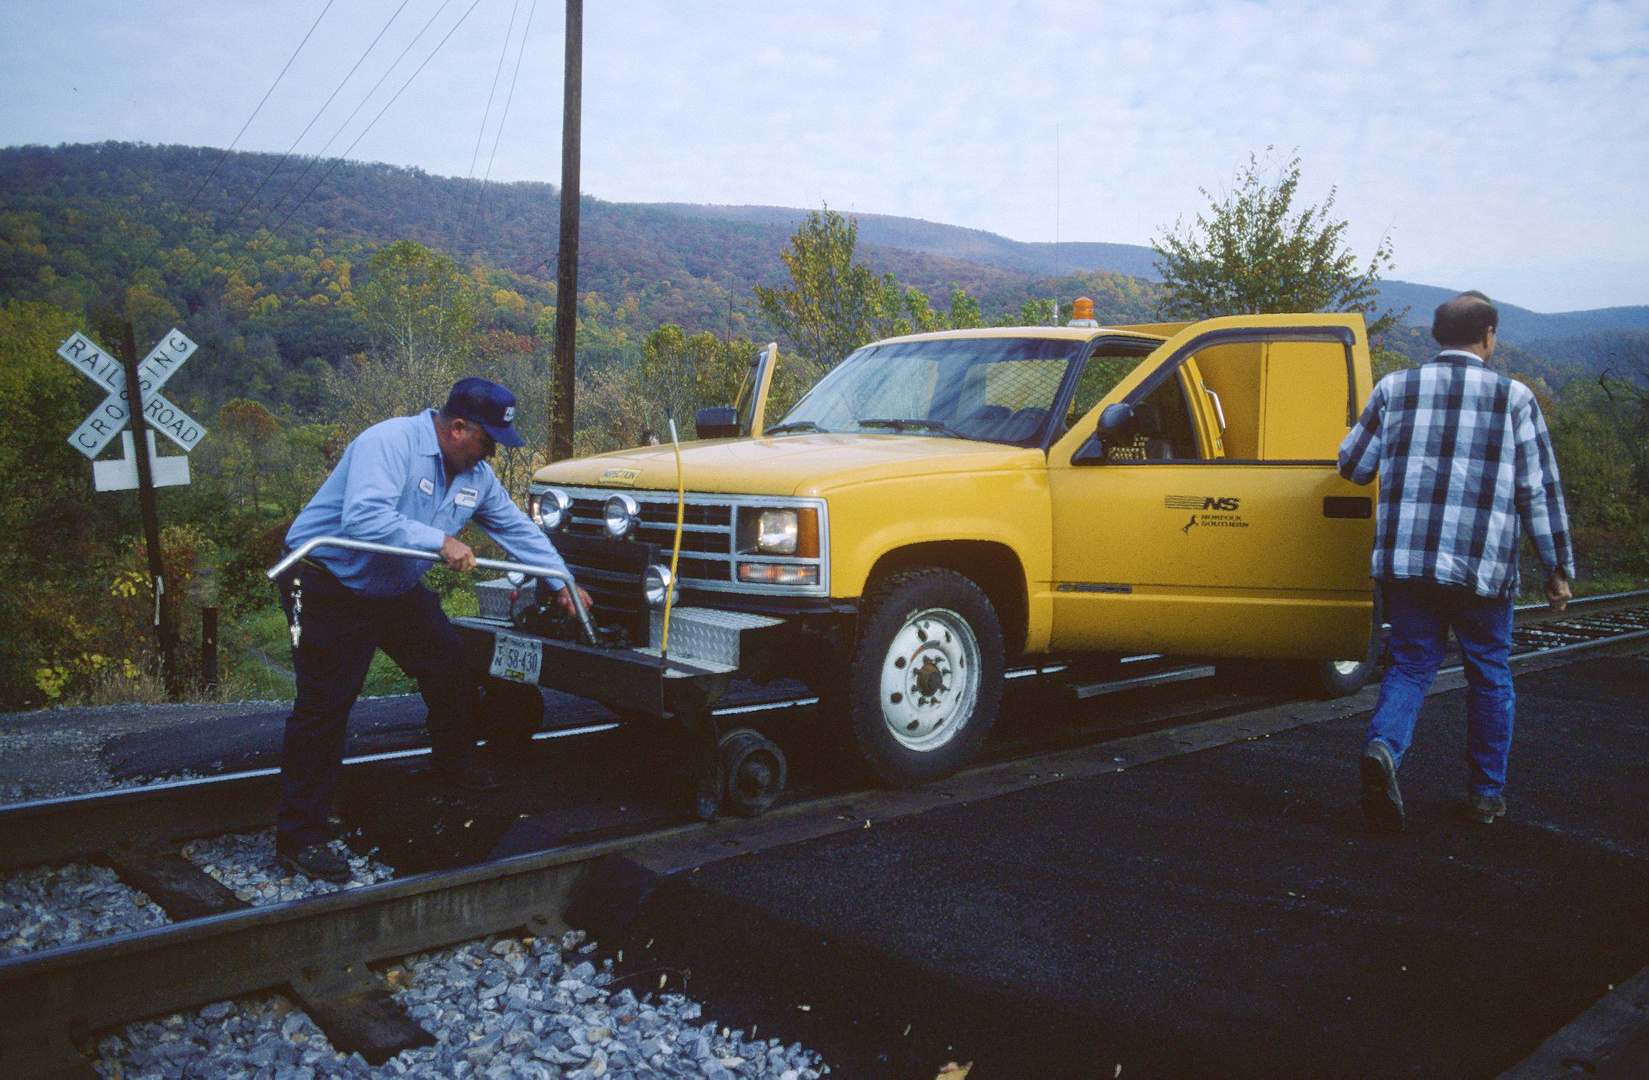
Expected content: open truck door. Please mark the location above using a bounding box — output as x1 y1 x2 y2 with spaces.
696 342 778 438
1046 313 1378 673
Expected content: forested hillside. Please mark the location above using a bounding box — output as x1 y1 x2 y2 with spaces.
0 141 1155 405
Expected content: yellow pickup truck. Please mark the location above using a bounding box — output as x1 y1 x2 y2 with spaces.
457 307 1379 802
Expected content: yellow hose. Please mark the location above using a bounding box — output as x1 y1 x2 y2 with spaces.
661 418 685 656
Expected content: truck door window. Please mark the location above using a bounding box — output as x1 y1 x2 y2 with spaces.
1057 344 1158 440
1100 375 1201 461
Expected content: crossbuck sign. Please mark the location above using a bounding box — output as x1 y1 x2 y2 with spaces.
57 329 208 489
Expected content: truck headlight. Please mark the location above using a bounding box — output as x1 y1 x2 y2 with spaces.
604 493 640 539
530 488 571 533
643 564 677 609
738 507 818 556
757 510 798 555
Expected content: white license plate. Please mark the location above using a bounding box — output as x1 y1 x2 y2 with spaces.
488 631 543 685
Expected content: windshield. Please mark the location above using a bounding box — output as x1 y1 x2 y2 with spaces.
769 337 1089 445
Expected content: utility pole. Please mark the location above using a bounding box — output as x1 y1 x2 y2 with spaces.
549 0 583 461
121 320 180 697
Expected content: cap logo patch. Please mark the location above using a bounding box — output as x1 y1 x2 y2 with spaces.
502 406 515 423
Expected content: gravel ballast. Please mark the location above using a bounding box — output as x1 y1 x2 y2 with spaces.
1 860 170 957
89 930 830 1079
183 829 396 904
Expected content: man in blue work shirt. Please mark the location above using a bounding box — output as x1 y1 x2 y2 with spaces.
276 377 590 882
1339 292 1573 834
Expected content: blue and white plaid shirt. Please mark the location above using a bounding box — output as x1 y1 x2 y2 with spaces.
1338 351 1575 599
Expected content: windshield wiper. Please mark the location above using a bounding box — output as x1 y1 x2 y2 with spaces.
765 420 828 434
858 418 967 438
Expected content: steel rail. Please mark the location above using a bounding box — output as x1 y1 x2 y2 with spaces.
1 596 1646 1077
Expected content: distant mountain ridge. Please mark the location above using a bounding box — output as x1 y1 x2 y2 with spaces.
659 202 1649 346
657 203 1164 280
2 142 1643 358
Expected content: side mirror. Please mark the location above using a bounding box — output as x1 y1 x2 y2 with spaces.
695 406 740 440
1096 402 1134 433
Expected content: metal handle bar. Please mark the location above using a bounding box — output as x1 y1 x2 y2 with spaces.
1200 382 1227 434
267 537 597 646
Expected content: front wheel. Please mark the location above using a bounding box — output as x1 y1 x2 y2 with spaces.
848 569 1005 786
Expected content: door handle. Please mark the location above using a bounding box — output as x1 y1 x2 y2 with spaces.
1323 496 1372 519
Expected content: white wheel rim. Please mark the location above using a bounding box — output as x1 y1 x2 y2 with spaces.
1332 660 1363 676
878 607 981 752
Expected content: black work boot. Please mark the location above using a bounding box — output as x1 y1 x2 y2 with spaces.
276 841 351 883
1360 740 1404 833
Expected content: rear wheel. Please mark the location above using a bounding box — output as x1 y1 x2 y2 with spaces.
848 568 1005 786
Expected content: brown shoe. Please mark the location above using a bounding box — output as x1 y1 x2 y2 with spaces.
1360 741 1404 833
1463 793 1506 824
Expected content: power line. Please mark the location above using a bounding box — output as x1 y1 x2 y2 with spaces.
263 0 458 223
265 0 485 244
181 0 336 218
469 0 522 181
176 0 413 285
468 0 539 253
482 0 537 186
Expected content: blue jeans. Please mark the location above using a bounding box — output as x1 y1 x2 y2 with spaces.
1365 580 1516 798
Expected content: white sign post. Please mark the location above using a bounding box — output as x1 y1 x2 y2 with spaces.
57 328 207 490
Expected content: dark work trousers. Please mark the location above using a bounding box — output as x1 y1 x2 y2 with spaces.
276 562 475 850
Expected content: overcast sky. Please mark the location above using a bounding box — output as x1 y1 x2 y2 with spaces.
3 0 1646 312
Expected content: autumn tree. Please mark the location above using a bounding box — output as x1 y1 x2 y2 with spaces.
332 241 476 437
753 207 908 371
1152 151 1399 335
213 398 282 513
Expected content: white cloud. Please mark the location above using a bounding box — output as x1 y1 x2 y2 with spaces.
1 0 1646 310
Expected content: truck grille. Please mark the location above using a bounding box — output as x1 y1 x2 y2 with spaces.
531 485 829 598
566 495 731 584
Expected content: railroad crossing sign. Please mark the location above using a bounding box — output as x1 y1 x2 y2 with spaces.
57 328 207 491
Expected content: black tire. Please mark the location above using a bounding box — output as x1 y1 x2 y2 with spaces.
1311 587 1385 698
474 676 545 747
848 568 1005 786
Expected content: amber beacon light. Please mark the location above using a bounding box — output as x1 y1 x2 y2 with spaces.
1068 296 1098 327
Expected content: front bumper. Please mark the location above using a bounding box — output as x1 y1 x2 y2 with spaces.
455 605 790 719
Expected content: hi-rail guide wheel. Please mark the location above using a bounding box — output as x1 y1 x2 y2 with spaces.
716 728 787 816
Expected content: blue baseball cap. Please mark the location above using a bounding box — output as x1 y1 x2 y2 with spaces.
444 377 526 448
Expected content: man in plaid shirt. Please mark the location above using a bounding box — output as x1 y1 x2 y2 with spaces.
1338 292 1574 832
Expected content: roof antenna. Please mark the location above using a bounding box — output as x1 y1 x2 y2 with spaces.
1053 122 1060 326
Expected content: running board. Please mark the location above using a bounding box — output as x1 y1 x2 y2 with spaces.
1067 664 1216 700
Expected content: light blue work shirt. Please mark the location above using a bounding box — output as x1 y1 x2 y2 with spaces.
285 409 569 597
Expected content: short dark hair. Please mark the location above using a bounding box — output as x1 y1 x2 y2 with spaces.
1432 291 1499 348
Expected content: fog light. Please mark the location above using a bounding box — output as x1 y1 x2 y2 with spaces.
643 564 677 609
604 494 639 539
531 488 570 532
737 563 819 585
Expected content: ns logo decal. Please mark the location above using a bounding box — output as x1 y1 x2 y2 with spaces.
1164 495 1241 512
